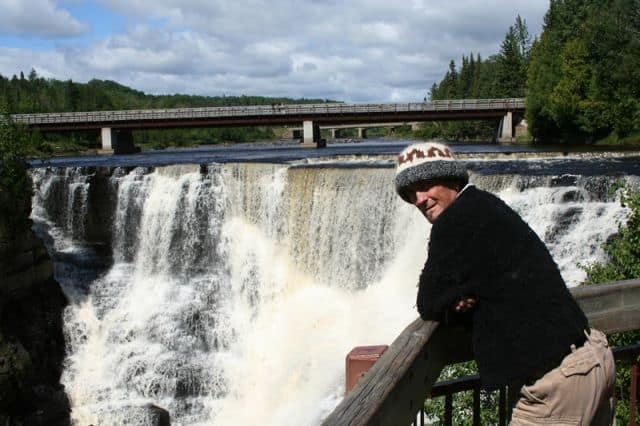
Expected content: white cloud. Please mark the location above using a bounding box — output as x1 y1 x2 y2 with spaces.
0 1 549 102
0 0 87 37
358 21 403 45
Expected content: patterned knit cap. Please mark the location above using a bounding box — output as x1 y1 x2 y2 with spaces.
395 142 469 203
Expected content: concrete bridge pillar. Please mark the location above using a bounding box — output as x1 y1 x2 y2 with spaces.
498 112 514 143
100 127 115 153
357 128 367 139
330 128 338 139
301 120 325 148
100 128 140 154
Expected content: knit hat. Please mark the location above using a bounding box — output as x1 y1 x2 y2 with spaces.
395 142 469 203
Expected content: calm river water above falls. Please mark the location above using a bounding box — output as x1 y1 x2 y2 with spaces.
28 140 640 425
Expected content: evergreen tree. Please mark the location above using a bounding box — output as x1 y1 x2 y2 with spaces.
496 17 530 98
514 15 532 58
442 60 458 98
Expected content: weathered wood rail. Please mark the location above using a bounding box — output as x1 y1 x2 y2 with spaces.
322 279 640 425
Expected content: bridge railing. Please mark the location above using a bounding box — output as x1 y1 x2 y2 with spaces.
321 279 640 425
12 98 525 126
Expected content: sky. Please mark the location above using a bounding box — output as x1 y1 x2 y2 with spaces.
0 0 549 103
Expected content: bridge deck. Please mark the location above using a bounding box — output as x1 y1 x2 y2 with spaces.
12 98 525 131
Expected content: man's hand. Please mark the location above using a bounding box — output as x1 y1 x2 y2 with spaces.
454 297 476 313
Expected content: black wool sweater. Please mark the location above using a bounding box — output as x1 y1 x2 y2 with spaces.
417 186 589 390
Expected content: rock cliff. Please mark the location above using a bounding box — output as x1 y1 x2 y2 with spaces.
0 189 70 425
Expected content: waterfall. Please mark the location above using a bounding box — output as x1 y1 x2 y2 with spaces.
30 162 633 425
31 167 92 246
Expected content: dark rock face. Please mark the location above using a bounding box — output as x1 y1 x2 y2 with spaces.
0 189 70 425
85 166 117 252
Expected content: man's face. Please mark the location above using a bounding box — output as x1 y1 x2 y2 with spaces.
407 180 460 223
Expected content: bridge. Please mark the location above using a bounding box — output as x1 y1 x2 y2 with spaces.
12 98 525 153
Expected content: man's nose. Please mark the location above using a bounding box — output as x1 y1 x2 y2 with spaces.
414 191 429 206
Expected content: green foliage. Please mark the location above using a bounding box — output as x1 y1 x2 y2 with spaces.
496 18 530 98
0 103 31 197
582 186 640 424
583 188 640 283
424 361 502 425
526 0 640 144
0 101 32 230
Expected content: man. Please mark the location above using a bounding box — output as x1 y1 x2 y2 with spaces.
395 142 616 425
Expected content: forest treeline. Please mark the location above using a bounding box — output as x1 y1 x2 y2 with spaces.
0 73 331 151
423 0 640 144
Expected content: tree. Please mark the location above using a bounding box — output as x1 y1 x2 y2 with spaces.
441 60 458 99
548 38 591 139
495 17 531 98
514 15 532 59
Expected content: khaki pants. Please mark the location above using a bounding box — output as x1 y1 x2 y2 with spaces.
510 329 616 425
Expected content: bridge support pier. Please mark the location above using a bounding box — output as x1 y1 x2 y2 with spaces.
100 128 115 153
497 112 514 144
100 128 141 154
357 128 367 139
301 120 325 148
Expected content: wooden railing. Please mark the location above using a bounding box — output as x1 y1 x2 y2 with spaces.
322 279 640 425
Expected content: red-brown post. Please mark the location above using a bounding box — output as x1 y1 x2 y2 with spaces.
345 345 388 394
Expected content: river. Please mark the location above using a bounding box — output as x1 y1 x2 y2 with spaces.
28 139 640 425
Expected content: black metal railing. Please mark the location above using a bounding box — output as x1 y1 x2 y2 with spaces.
417 343 640 426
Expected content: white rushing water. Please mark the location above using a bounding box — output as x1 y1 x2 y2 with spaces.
30 163 633 425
